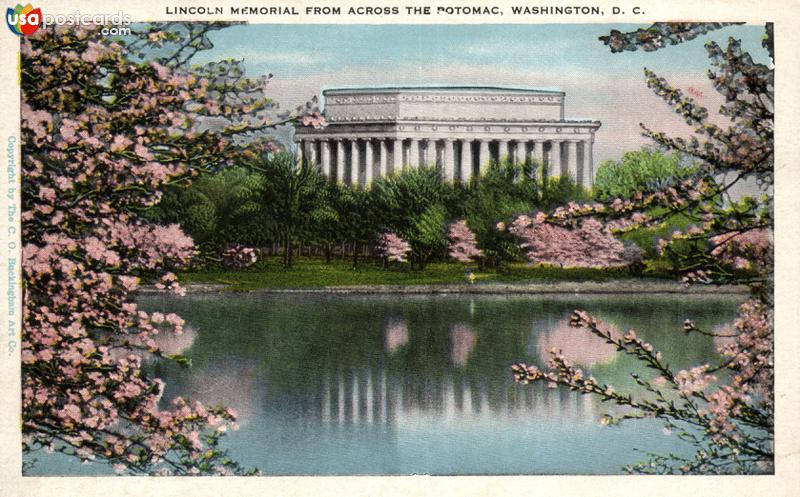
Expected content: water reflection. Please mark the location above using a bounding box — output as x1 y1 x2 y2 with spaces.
153 325 197 356
180 361 262 426
384 319 409 353
536 319 618 367
712 320 737 352
309 366 598 427
136 293 742 475
111 326 197 362
449 323 476 367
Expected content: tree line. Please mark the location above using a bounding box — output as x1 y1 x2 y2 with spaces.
149 146 692 270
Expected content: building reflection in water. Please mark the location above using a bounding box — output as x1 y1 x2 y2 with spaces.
307 364 598 429
208 316 615 434
536 319 618 368
139 293 739 475
155 315 612 440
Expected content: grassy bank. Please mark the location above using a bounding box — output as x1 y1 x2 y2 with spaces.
178 256 660 291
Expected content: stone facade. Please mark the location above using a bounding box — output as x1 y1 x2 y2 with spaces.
294 86 601 187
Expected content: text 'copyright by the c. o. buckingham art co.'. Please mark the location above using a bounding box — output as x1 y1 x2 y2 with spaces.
5 135 18 357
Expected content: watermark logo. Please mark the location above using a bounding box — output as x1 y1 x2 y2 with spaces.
6 3 41 36
6 5 131 36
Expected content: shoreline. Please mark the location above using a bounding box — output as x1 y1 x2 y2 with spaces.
139 279 750 296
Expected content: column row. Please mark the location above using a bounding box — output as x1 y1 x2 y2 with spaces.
295 137 593 187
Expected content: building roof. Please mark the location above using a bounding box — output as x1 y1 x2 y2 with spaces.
323 86 565 96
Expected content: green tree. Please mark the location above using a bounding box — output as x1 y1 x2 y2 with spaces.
461 160 536 267
593 146 697 201
370 167 443 231
540 174 591 210
245 152 325 268
369 167 446 266
307 180 343 263
407 203 447 267
337 185 377 268
151 167 269 257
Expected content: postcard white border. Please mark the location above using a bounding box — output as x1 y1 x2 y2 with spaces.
1 1 798 495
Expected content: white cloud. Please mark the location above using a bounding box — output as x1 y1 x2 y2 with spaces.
236 50 327 67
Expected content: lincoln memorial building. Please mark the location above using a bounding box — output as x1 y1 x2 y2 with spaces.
293 86 601 188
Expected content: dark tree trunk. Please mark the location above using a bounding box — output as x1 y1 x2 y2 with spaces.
283 233 294 268
352 241 359 269
324 244 332 264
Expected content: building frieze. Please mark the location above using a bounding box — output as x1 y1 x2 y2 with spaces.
326 94 563 105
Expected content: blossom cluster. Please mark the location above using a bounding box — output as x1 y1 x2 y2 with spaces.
17 24 317 475
376 232 412 263
221 244 258 269
507 213 632 268
709 228 772 271
600 23 742 54
514 302 772 473
446 220 483 263
510 22 774 475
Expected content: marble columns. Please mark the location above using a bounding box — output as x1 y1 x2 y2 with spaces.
298 136 593 188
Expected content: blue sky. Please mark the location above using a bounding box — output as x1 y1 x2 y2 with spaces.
194 23 769 164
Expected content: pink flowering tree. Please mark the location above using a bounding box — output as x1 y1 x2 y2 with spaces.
446 220 484 263
376 232 412 267
512 23 773 474
221 244 258 269
506 211 629 268
20 24 320 475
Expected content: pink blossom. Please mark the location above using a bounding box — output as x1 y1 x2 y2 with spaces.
60 404 82 422
710 229 772 271
300 111 326 129
221 244 258 269
509 214 629 268
674 365 716 395
38 187 56 202
119 275 139 291
20 24 296 477
446 220 483 263
376 232 411 263
83 237 121 266
59 120 79 144
110 135 132 153
81 42 101 63
134 143 154 160
150 62 170 81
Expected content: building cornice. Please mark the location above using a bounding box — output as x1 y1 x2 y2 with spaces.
295 119 601 139
323 86 565 96
325 93 565 106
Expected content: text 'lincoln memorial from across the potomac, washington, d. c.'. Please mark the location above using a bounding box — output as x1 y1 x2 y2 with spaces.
293 86 601 188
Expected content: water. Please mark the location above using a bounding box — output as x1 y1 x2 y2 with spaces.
28 292 743 475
